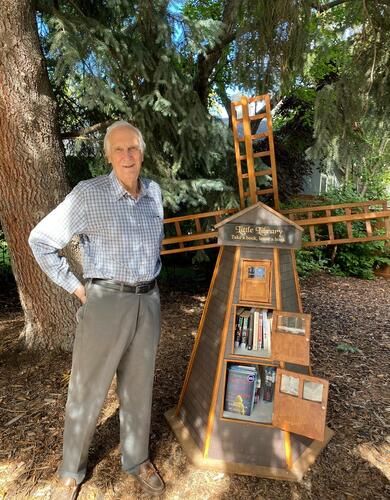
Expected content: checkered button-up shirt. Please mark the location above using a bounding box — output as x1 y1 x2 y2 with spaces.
28 170 164 293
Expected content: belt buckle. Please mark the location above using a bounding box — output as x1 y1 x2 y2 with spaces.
135 283 148 294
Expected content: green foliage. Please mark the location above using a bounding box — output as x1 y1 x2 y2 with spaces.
291 186 390 279
37 0 236 211
0 230 12 277
295 246 329 278
336 343 362 354
34 0 388 215
330 241 390 280
305 1 390 194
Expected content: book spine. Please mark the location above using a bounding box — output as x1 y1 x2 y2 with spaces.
253 311 259 350
263 367 276 403
234 314 243 348
247 313 253 350
240 317 248 348
258 315 263 350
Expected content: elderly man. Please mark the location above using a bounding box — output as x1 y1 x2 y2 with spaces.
29 121 165 498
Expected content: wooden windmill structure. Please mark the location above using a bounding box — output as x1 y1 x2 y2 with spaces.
161 94 390 480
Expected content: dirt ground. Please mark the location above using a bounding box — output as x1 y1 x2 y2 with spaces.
0 273 389 499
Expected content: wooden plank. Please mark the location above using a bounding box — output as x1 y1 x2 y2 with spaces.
243 187 274 198
363 205 372 236
284 431 293 470
241 169 272 179
345 208 353 238
241 96 257 205
325 210 334 241
253 150 271 159
273 248 282 310
161 243 220 255
176 247 225 415
203 247 240 458
302 235 390 247
281 200 387 215
248 95 267 103
297 210 390 226
195 218 205 245
250 112 267 121
237 132 269 142
231 102 245 208
174 221 184 248
163 231 216 245
264 94 280 210
290 250 303 313
307 211 316 243
164 208 237 224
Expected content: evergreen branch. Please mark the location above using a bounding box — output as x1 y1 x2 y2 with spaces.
61 120 112 139
194 0 241 105
311 0 351 13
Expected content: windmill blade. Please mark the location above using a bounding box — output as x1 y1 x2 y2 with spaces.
231 94 279 210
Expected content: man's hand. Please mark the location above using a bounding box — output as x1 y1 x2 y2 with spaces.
74 284 87 304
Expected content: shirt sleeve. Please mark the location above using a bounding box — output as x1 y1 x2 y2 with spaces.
28 183 88 294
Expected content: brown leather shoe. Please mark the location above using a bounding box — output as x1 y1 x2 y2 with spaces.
50 476 80 500
131 460 165 496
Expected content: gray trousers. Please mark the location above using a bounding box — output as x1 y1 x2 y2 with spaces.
59 281 161 484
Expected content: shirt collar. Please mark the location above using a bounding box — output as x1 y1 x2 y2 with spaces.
109 170 150 201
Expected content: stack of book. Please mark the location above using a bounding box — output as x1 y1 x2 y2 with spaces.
234 308 272 354
224 364 277 417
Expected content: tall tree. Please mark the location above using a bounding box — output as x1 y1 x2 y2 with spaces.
0 0 79 349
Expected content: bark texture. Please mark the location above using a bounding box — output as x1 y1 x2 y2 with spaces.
0 0 81 350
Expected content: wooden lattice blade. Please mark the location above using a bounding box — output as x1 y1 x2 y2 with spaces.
161 201 390 255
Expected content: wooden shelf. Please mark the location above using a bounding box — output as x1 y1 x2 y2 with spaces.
232 345 271 359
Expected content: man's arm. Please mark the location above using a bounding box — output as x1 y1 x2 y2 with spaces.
28 183 88 298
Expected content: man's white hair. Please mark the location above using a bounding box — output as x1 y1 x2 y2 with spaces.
104 120 146 156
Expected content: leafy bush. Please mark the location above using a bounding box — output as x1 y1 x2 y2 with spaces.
0 230 13 278
295 246 329 277
289 187 390 279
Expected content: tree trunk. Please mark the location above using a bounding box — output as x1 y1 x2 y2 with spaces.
0 0 80 350
193 0 241 107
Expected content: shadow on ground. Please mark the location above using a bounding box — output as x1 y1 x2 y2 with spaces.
0 275 389 499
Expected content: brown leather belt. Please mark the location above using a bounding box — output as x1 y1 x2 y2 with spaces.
91 278 156 294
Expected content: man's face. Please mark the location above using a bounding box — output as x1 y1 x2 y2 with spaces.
107 127 143 188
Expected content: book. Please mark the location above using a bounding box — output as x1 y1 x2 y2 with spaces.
263 366 276 403
254 366 262 404
225 365 257 416
247 308 256 350
257 314 263 350
240 310 251 349
234 308 245 347
262 310 271 352
253 310 259 350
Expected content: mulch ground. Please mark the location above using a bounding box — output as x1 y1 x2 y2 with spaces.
0 273 389 499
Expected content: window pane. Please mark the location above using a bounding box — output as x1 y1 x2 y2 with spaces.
278 315 305 335
280 374 299 396
247 265 266 280
303 381 323 402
